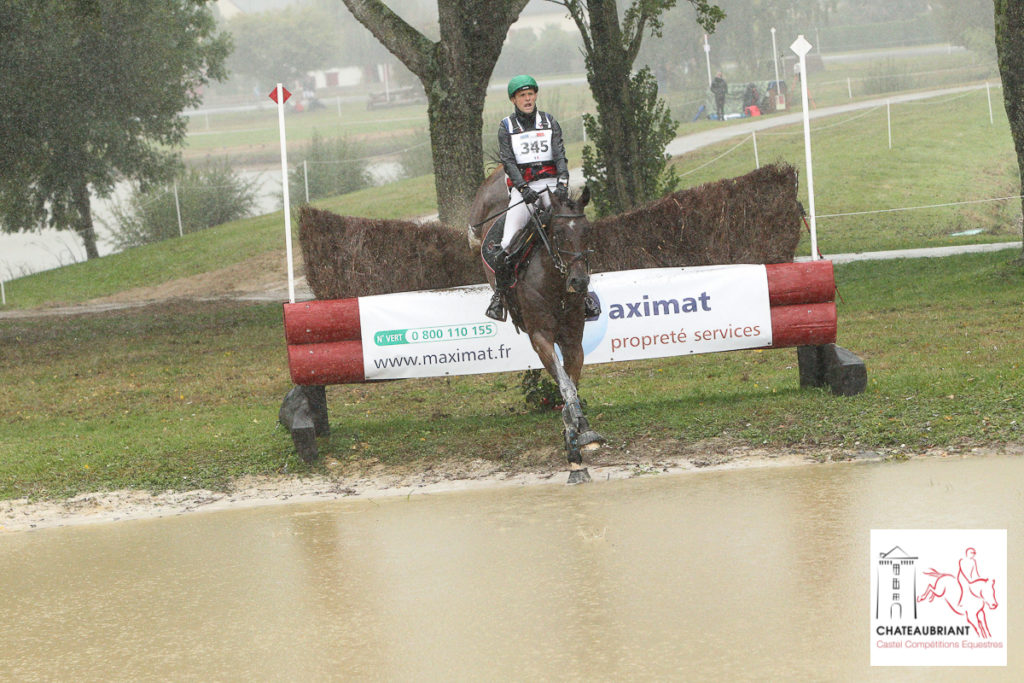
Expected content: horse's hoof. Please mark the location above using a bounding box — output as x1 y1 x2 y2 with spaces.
567 468 592 485
578 430 605 451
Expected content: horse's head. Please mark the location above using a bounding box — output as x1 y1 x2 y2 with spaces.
545 186 592 295
982 579 998 610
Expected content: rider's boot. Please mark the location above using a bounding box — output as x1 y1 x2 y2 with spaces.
485 250 514 321
584 292 601 318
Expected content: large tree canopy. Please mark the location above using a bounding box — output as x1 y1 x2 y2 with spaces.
0 0 229 259
993 0 1024 258
551 0 724 215
340 0 531 226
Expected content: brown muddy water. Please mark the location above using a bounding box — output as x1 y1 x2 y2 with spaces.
2 455 1021 681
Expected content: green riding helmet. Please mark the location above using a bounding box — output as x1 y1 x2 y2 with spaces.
507 75 539 99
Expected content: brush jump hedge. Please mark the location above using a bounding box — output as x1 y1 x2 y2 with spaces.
281 163 865 461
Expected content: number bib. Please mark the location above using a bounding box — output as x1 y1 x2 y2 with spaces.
511 129 553 165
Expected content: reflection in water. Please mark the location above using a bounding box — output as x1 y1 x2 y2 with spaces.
1 456 1021 680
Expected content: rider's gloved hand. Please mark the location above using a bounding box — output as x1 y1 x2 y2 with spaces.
519 184 541 205
554 177 569 202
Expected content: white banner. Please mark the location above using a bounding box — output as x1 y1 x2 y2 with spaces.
359 265 772 380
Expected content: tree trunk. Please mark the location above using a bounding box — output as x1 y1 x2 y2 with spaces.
72 181 100 260
341 0 529 226
994 0 1024 258
426 84 486 228
587 0 641 213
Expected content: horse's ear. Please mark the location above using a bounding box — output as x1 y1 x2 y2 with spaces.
579 185 590 209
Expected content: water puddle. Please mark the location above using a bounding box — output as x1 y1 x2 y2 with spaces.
2 455 1021 679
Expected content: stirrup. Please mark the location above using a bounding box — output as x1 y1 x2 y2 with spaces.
485 292 507 322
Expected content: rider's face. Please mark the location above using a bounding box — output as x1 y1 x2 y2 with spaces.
512 88 537 114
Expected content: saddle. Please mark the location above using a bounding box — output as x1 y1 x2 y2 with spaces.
481 210 549 333
480 211 545 284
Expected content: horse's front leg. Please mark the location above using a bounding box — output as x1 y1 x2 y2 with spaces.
528 333 591 484
977 609 991 638
560 341 605 453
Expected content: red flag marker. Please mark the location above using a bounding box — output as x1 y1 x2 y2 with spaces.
269 86 292 104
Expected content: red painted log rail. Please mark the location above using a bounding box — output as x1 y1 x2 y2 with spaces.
283 261 837 386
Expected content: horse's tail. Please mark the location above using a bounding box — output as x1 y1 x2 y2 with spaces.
922 568 944 578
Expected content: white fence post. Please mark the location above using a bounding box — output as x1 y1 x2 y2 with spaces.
792 35 819 261
752 131 760 169
304 160 310 203
887 99 892 150
173 181 184 237
987 81 994 125
847 77 852 99
275 83 296 304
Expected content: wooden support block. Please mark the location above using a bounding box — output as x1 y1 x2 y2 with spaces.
824 344 868 396
279 385 330 462
797 344 867 396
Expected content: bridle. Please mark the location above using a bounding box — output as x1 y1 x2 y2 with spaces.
532 208 591 277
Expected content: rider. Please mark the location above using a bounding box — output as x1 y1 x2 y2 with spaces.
485 75 599 321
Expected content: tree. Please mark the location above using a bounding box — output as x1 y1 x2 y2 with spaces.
0 0 229 259
933 0 995 59
107 159 258 250
550 1 724 215
340 0 531 226
226 4 346 89
993 0 1024 257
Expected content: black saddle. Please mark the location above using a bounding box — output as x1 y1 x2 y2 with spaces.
480 211 545 277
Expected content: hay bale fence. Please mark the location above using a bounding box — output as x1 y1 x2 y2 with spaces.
282 163 864 460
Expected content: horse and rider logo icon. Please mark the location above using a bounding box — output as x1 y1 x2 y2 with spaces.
872 530 1006 667
918 547 999 638
879 544 1000 638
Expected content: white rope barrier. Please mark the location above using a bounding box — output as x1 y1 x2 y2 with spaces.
817 195 1024 219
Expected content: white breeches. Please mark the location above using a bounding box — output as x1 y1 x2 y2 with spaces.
501 177 558 251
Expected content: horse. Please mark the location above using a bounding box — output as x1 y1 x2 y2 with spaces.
468 168 604 484
918 569 998 638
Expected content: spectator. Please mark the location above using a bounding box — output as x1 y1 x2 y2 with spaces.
710 71 727 121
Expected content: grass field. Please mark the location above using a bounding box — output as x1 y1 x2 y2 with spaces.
2 50 1023 502
1 250 1022 501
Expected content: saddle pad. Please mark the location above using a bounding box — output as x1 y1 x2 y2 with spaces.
480 214 507 272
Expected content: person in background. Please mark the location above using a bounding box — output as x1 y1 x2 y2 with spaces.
711 71 728 121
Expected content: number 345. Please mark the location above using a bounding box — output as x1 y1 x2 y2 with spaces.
520 140 549 155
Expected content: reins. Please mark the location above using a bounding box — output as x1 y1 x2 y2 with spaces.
473 186 591 277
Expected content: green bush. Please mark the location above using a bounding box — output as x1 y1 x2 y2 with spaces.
287 130 372 202
399 129 434 179
106 159 257 249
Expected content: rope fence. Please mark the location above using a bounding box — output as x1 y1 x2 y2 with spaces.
671 84 1019 236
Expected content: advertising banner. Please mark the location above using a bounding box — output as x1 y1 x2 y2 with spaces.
359 264 772 380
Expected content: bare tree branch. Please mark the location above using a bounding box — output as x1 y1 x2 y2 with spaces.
340 0 435 79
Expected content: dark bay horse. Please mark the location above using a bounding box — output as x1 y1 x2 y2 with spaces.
469 168 604 484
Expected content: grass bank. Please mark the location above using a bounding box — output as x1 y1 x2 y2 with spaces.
5 73 1021 311
2 251 1022 501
